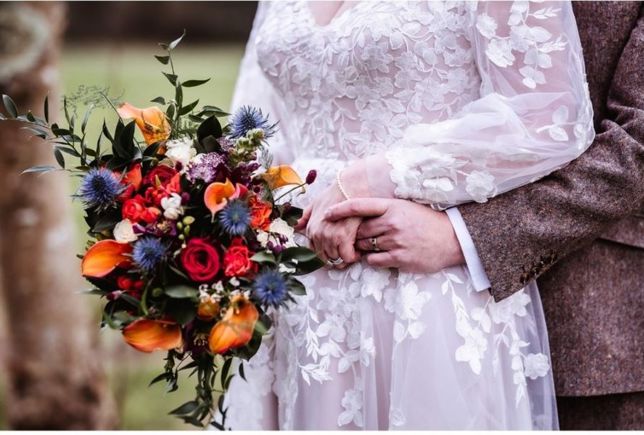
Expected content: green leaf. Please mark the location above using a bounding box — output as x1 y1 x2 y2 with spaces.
148 372 169 386
55 145 81 158
293 256 325 275
175 85 183 108
151 96 166 105
164 285 198 299
183 78 211 88
166 299 197 325
288 277 306 296
163 72 178 86
250 251 277 265
119 293 141 308
44 95 49 122
166 104 175 120
178 99 199 116
54 148 65 169
169 400 199 416
81 104 94 133
154 55 170 65
168 30 186 51
2 94 18 118
281 246 318 263
221 357 233 382
238 362 246 381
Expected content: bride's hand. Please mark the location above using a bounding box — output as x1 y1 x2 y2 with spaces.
296 182 363 267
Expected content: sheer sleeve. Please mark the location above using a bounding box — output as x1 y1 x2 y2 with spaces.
381 1 594 209
231 2 294 165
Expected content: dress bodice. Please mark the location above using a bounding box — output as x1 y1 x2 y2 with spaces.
255 1 482 161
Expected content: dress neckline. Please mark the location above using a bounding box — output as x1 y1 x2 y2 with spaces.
301 0 363 30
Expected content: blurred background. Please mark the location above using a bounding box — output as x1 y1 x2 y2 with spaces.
0 2 256 429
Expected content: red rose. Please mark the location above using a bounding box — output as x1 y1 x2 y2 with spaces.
143 165 177 187
223 238 254 277
144 173 182 206
122 195 161 224
181 238 220 283
248 196 272 231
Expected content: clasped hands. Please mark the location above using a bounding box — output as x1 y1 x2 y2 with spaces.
295 180 465 273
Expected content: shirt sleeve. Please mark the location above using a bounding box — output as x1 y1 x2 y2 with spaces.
445 207 492 292
382 1 595 209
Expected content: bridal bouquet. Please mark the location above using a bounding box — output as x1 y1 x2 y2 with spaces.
0 33 322 428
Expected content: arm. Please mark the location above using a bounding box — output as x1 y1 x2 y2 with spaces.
458 10 644 301
341 1 594 208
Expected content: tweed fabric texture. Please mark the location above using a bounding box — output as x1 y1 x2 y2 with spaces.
459 2 644 396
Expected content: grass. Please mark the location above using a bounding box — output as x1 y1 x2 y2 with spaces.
0 42 244 430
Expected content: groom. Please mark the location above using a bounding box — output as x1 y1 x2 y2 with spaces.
326 2 644 430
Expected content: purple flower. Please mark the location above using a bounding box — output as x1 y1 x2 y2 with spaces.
186 152 229 184
229 106 276 139
252 269 288 307
132 237 166 273
78 168 123 210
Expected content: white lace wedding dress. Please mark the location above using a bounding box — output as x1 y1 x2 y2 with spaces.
223 1 594 430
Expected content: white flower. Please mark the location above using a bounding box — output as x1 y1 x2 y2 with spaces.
113 219 138 243
524 353 550 379
165 137 196 167
465 170 496 203
256 230 270 248
161 193 183 220
269 218 296 247
485 38 515 68
476 13 497 39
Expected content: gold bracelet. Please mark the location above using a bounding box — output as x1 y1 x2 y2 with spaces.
336 170 351 200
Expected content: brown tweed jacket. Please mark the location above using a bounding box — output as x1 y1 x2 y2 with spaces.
459 2 644 397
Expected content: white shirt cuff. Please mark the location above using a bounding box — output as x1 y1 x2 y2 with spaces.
445 207 491 292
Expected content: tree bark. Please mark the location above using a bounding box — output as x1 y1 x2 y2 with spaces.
0 2 117 429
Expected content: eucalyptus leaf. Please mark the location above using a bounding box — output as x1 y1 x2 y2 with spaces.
168 30 186 51
250 251 277 264
164 285 199 299
2 94 17 118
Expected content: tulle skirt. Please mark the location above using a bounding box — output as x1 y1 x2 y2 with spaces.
222 159 558 430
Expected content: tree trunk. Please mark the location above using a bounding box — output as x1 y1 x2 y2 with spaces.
0 2 117 429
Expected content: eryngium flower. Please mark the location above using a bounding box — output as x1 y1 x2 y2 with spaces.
78 168 123 209
218 200 250 236
252 269 288 307
229 106 276 139
132 237 166 273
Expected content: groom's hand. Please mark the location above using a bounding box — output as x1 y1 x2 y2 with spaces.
325 198 465 273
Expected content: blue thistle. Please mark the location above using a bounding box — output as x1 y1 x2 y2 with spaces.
219 200 250 236
132 237 166 273
78 168 123 209
229 106 276 139
252 269 288 307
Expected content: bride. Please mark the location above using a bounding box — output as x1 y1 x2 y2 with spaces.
224 0 594 430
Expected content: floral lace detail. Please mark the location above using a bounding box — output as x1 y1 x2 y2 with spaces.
383 0 594 208
222 0 588 429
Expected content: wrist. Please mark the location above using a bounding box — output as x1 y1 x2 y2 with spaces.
340 162 371 198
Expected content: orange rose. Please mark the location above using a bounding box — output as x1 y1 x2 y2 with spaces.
248 196 272 231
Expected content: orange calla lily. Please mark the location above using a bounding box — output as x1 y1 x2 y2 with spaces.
117 102 171 145
122 319 183 353
204 179 236 215
208 295 259 354
262 165 304 190
81 240 132 278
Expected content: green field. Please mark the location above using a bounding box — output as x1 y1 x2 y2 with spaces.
0 42 244 430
